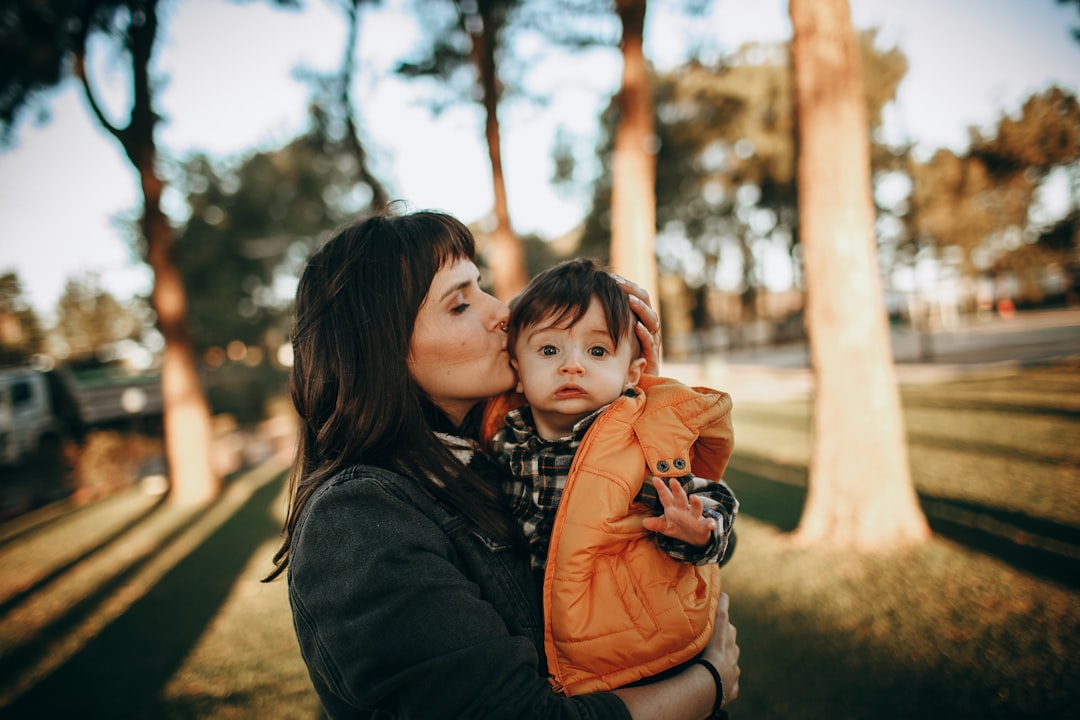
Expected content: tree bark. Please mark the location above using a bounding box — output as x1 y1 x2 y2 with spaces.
471 0 527 301
611 0 659 312
788 0 929 548
92 0 220 506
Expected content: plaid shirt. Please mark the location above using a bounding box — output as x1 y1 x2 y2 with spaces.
492 391 738 571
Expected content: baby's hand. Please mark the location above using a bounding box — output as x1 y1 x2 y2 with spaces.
641 477 717 546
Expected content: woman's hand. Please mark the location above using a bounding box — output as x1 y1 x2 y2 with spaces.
612 273 662 375
612 592 740 718
702 593 740 708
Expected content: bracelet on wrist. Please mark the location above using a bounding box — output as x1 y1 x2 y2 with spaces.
690 657 726 720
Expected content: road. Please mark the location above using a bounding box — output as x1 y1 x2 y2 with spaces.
664 307 1080 403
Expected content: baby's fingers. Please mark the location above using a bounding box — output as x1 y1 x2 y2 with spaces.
651 476 675 505
642 515 665 533
664 477 691 506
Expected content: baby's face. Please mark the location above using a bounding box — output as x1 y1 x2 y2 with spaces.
512 297 645 440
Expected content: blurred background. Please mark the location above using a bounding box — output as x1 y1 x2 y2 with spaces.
0 0 1078 717
1 0 1077 499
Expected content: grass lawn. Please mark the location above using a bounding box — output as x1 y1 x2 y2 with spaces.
0 361 1077 718
724 359 1079 719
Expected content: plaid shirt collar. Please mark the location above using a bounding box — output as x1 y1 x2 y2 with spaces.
503 388 638 446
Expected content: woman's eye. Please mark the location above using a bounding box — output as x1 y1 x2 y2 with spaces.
540 345 558 356
451 303 470 314
589 347 608 357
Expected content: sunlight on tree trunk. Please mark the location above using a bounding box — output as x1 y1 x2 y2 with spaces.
788 0 929 548
473 1 527 301
484 102 527 300
74 0 221 507
611 0 659 311
142 169 220 506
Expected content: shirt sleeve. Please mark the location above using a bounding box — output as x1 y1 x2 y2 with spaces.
288 472 631 720
636 474 740 566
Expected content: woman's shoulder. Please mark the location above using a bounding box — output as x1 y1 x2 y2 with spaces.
306 464 429 512
300 464 467 536
291 465 448 571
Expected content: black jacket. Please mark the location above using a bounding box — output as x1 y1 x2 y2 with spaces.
288 464 631 719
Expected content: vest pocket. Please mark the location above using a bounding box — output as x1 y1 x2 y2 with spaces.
597 552 660 638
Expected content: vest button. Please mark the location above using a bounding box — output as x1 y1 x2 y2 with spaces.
673 458 687 470
656 460 670 472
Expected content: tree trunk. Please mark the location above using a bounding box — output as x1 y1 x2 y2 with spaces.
123 0 221 506
143 179 221 505
473 1 527 301
611 0 659 312
788 0 929 548
340 0 389 210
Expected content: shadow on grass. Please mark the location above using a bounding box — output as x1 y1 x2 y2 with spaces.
728 586 1070 720
725 454 1080 590
901 396 1080 421
0 498 213 687
724 456 807 534
3 471 285 719
737 406 1080 466
0 496 94 549
0 495 169 618
908 431 1080 467
919 494 1080 590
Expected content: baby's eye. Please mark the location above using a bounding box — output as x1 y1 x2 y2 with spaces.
540 345 558 356
588 346 608 357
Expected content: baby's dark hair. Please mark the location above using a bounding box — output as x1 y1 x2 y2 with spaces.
507 258 635 359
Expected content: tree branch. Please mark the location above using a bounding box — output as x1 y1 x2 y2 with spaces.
72 51 123 144
339 0 389 209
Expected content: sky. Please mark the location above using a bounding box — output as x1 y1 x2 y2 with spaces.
1 0 1078 317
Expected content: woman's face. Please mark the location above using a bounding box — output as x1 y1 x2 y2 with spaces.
408 257 515 426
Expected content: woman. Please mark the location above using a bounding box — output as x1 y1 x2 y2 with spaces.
264 208 740 719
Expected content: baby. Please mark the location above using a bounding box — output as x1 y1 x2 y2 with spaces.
490 257 738 696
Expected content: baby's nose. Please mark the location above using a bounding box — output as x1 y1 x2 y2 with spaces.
560 354 584 373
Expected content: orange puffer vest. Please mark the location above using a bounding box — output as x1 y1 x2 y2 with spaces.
487 374 734 696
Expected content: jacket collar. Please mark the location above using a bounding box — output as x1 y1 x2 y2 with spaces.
504 388 639 444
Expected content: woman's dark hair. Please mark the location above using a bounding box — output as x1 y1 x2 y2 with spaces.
264 208 519 581
506 257 635 359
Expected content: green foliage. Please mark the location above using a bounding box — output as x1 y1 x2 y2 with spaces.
971 86 1080 175
519 231 563 278
51 275 144 361
172 110 382 421
397 0 524 111
174 112 374 356
911 149 1016 269
578 31 908 308
295 0 389 208
175 149 290 357
0 272 46 365
911 87 1080 280
1061 0 1080 43
204 363 289 424
0 0 131 144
